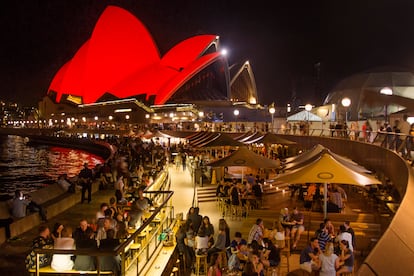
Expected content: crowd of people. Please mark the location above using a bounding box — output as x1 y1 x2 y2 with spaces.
25 192 137 275
19 132 363 276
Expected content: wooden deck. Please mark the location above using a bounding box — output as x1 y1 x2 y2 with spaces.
222 185 394 275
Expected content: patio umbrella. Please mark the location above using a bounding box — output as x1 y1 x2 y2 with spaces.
283 145 371 173
196 133 245 148
207 146 281 182
274 152 381 218
244 132 298 145
207 146 281 169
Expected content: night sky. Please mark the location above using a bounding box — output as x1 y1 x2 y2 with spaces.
2 0 414 107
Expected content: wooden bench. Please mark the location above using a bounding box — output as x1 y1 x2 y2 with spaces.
1 182 100 243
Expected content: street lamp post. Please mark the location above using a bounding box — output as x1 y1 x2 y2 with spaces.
305 104 312 121
233 109 239 132
269 103 275 133
341 97 351 125
305 104 312 135
380 87 393 123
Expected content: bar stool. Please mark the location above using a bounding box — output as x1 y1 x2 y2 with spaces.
178 252 186 274
217 249 228 269
195 253 208 276
171 266 179 276
276 237 290 274
266 266 278 276
175 258 182 276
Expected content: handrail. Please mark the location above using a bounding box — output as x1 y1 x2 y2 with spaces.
32 173 175 276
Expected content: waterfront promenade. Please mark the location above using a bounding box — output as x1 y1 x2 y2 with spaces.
0 161 389 275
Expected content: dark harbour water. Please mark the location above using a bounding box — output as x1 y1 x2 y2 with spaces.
0 135 104 200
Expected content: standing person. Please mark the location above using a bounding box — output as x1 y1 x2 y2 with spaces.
78 162 93 204
290 207 305 249
335 225 353 252
25 225 54 270
188 207 203 236
181 152 187 171
128 187 152 228
343 221 356 250
184 219 196 271
114 175 126 204
317 242 338 276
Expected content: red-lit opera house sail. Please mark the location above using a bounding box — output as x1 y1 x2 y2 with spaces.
48 5 227 105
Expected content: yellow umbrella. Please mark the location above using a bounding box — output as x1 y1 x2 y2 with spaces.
275 152 381 218
282 145 371 173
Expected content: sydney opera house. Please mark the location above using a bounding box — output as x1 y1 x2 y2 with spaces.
38 5 259 127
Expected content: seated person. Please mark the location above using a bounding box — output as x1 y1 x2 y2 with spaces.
290 207 305 249
207 225 226 262
51 227 75 271
57 174 76 193
261 238 281 269
51 222 65 241
12 190 47 221
74 225 97 271
98 229 121 276
25 225 54 270
336 239 354 275
278 207 291 236
299 237 321 273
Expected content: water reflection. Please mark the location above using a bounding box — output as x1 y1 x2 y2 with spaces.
0 135 104 199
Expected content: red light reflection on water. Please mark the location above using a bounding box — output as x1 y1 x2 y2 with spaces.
47 147 104 178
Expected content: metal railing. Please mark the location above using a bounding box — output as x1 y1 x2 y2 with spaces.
31 174 175 276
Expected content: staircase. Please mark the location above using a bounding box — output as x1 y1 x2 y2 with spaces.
197 185 217 203
196 181 291 203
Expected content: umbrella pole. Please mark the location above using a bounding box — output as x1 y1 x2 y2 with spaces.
324 182 328 219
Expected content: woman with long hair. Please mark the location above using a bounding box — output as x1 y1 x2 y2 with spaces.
207 252 222 276
198 216 215 248
336 240 354 276
219 218 231 248
318 241 338 276
184 219 196 271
